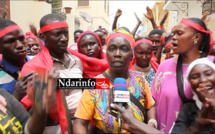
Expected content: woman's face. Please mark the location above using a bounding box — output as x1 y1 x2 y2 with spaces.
171 23 197 54
79 34 100 58
134 43 152 68
106 37 133 72
189 64 215 102
165 44 174 59
26 38 40 55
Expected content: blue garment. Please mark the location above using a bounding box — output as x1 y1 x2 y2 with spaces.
0 57 30 94
145 68 155 88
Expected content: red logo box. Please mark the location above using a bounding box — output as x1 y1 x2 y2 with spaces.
95 78 110 89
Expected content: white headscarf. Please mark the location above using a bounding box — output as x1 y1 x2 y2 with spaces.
186 58 215 109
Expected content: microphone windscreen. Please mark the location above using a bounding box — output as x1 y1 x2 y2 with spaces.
113 78 128 91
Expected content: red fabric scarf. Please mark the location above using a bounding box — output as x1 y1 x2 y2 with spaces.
68 49 109 78
75 31 109 78
77 31 105 59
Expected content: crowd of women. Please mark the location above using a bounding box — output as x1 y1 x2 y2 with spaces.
0 5 215 134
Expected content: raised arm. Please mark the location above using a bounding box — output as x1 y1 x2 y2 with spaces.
144 6 157 29
131 12 142 37
27 68 59 133
112 9 122 30
159 11 169 33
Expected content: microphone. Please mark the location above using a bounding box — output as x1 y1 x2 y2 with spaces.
113 78 130 134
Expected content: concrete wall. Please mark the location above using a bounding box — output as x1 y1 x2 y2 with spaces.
10 0 51 33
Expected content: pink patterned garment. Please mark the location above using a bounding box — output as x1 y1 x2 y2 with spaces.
151 56 215 133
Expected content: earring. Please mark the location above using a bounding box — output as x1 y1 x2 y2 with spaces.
194 40 197 44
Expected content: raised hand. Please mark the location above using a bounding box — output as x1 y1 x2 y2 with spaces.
115 9 122 18
201 11 211 26
30 24 38 37
160 11 168 26
30 68 58 115
13 72 34 101
43 68 58 113
134 12 142 24
144 6 154 21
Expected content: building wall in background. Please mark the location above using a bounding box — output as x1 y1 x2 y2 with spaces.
10 0 51 33
63 0 110 45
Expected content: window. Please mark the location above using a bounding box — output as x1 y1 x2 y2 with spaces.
78 0 89 6
202 0 215 15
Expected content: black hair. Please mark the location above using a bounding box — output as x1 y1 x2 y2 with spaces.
135 37 149 42
134 37 153 51
0 19 16 30
74 29 83 34
40 13 65 28
79 33 100 44
148 29 163 37
176 18 210 103
94 29 102 33
119 27 131 33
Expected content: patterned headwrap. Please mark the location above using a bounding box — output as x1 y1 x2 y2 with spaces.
106 28 135 50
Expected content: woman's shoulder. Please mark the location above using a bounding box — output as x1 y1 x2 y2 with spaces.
129 69 144 77
157 58 176 72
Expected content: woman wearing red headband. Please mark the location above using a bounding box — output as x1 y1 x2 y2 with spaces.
150 18 214 133
132 37 159 88
73 29 156 133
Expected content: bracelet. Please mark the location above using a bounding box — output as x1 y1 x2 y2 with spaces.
148 118 157 128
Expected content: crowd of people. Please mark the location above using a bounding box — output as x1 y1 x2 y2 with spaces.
0 5 215 134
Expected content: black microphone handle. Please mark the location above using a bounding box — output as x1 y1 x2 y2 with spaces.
117 103 123 134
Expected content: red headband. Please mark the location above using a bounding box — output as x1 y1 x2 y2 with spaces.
106 33 135 47
155 26 164 29
165 41 172 48
179 18 212 34
134 39 153 48
40 21 68 33
0 25 22 38
25 32 37 39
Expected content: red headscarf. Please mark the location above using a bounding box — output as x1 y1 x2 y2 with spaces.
132 39 159 72
77 31 105 59
70 31 108 78
25 32 42 48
